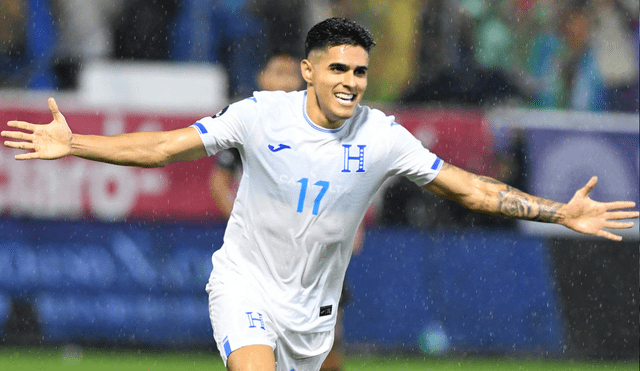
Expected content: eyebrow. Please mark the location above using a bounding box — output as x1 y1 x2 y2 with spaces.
328 62 368 72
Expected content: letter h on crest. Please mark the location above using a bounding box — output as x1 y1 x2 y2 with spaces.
342 144 366 173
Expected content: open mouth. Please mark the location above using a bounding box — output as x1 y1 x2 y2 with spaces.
335 92 356 104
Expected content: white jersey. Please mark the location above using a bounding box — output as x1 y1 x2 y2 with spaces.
193 90 442 333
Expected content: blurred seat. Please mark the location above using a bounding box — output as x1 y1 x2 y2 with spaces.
78 61 229 112
0 291 10 335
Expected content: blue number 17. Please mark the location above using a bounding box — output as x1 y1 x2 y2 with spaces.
297 178 329 215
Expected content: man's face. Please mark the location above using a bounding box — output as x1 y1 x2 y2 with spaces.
302 44 369 129
258 55 303 92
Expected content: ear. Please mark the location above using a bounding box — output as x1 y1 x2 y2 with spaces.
256 71 267 91
301 59 313 84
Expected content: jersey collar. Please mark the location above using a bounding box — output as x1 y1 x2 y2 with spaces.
302 91 353 134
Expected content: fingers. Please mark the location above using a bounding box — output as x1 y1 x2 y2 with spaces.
576 176 598 198
595 230 623 242
2 128 35 153
4 139 35 151
603 217 635 228
15 152 42 160
605 210 639 221
2 129 34 141
603 201 637 211
4 139 37 160
48 97 64 122
4 120 36 133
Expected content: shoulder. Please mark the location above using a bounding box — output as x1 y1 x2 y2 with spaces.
351 104 400 133
251 90 304 106
243 90 305 124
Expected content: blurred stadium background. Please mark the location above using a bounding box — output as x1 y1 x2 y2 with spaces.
0 0 638 369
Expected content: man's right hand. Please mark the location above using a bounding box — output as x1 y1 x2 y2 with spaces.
2 97 73 160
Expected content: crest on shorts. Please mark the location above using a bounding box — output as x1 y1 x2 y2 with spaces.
319 305 332 317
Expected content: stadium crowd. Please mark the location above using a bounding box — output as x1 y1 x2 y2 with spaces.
0 0 637 112
1 0 637 231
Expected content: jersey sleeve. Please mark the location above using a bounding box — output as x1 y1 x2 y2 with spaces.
190 96 259 156
387 123 443 186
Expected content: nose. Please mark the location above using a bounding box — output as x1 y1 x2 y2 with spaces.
342 71 355 88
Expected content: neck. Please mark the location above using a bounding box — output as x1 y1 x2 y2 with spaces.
304 89 346 130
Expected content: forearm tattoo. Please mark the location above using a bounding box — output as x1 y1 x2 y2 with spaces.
477 176 562 223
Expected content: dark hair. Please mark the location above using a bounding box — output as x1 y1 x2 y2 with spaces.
304 18 376 58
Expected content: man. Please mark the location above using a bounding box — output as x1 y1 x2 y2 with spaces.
2 17 637 371
209 51 357 371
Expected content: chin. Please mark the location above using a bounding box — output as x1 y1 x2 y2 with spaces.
333 107 357 120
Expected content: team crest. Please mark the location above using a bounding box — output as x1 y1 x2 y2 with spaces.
211 106 229 119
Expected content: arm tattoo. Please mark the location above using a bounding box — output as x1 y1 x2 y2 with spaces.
478 176 562 222
476 176 502 185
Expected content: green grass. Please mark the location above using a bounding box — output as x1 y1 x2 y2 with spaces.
345 355 638 371
0 346 637 371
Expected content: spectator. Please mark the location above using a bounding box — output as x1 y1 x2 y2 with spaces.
112 0 179 61
0 0 28 87
524 0 618 111
210 53 304 218
248 0 308 58
50 0 124 89
520 0 566 108
558 1 608 111
0 0 57 89
171 0 267 99
591 0 639 112
400 0 524 107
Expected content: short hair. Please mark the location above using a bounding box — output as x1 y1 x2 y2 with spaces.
304 18 376 58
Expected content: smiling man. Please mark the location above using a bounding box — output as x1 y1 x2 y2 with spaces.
2 18 638 371
303 43 370 128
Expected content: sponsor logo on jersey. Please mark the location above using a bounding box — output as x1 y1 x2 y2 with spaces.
268 144 291 152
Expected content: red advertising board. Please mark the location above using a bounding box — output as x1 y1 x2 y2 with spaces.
0 106 221 222
391 108 494 175
0 104 494 222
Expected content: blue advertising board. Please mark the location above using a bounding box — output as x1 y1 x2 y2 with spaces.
344 229 565 354
487 108 639 239
0 218 223 345
1 218 564 351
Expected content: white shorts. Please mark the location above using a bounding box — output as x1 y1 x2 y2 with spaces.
206 273 334 371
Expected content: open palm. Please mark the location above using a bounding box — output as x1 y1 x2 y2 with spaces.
561 176 638 241
2 97 73 160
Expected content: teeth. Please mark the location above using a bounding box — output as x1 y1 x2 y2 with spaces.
336 93 354 101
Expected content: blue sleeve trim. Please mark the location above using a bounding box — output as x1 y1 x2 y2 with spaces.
193 122 208 134
431 157 442 170
223 336 232 357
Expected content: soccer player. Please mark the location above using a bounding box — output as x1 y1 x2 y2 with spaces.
209 51 358 371
2 17 637 371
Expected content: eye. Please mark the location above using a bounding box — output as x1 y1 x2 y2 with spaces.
330 64 348 72
354 68 367 77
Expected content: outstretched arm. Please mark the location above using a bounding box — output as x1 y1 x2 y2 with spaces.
424 162 638 241
2 98 208 167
